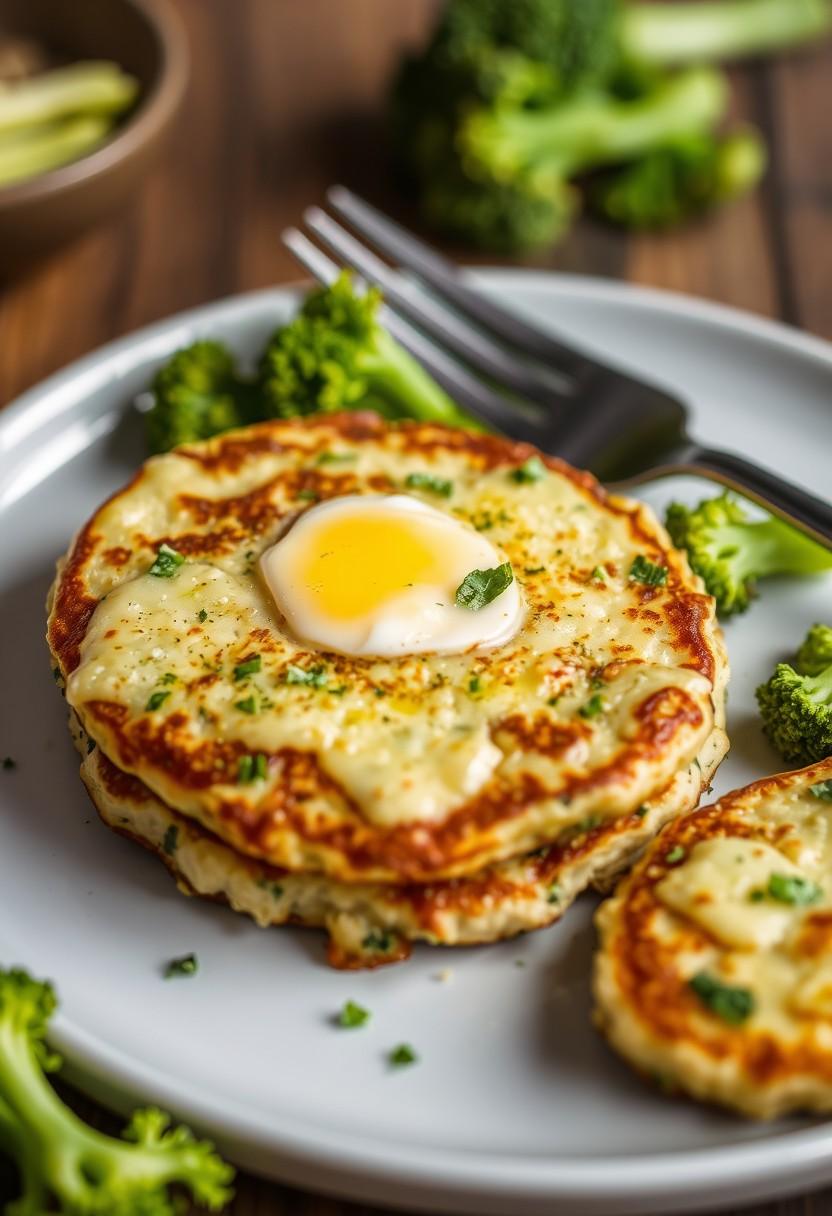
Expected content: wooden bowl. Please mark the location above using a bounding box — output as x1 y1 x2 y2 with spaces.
0 0 188 275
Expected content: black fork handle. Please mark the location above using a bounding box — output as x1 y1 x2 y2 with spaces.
674 446 832 548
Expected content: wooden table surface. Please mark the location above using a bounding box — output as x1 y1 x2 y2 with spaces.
1 2 830 1213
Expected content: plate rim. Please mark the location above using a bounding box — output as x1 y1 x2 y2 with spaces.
3 269 832 1214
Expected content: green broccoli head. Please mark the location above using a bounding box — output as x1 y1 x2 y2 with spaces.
0 967 234 1214
430 0 619 93
146 340 256 454
797 623 832 677
757 625 832 766
588 127 766 229
259 272 476 427
666 492 832 617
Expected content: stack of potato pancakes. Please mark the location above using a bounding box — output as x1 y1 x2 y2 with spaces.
48 413 727 970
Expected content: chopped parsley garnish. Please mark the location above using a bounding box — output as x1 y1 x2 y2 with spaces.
148 543 184 578
749 889 766 903
145 690 171 712
578 693 605 719
468 675 482 694
688 972 755 1025
316 450 356 465
767 872 823 906
233 654 262 681
362 930 393 952
339 1000 370 1029
256 877 284 899
162 825 179 856
665 845 686 864
809 781 832 802
284 664 328 688
547 882 562 905
234 695 258 714
2 757 15 771
160 672 177 685
628 555 668 587
455 563 513 611
405 471 453 498
296 489 319 502
589 566 606 582
635 805 649 819
389 1043 418 1067
197 608 208 623
237 753 268 784
164 953 198 979
524 565 545 576
510 456 546 483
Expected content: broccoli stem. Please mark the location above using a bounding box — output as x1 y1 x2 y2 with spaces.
468 67 727 178
363 330 483 429
805 666 832 707
0 116 111 188
0 61 138 134
622 0 832 66
720 517 832 585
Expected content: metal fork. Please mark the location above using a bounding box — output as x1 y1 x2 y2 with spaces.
283 186 832 546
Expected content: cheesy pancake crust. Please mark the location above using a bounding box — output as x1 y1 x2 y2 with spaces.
70 711 726 969
594 759 832 1118
48 414 727 883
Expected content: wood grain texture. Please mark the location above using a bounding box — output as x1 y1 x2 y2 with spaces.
0 1 831 1213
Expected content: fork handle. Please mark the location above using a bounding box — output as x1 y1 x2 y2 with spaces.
680 446 832 547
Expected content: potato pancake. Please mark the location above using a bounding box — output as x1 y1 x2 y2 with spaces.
48 413 727 883
595 759 832 1118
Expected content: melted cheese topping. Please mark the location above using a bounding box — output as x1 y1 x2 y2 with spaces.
55 418 722 858
657 838 806 950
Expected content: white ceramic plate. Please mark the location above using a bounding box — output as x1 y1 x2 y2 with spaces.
1 272 831 1216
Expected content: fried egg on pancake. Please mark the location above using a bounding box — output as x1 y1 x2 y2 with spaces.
48 414 727 884
69 710 726 969
594 759 832 1118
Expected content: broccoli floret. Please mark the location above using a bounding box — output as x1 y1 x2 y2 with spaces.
259 272 478 428
588 127 766 229
666 492 832 617
0 967 234 1214
757 624 832 764
145 340 258 454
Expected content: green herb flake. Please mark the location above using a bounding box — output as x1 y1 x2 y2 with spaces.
809 781 832 803
2 757 16 771
389 1043 418 1067
665 845 686 864
237 753 268 784
234 695 258 715
296 489 319 502
233 654 262 681
362 930 393 953
160 672 177 685
468 675 482 695
749 889 765 903
284 663 328 688
767 872 823 906
628 555 668 587
688 971 755 1025
316 450 357 465
164 953 198 979
589 566 606 582
339 1000 370 1029
547 882 562 905
162 825 179 856
455 563 514 611
524 565 545 576
510 456 546 484
148 543 185 578
405 471 453 498
635 805 649 819
197 608 208 623
579 693 605 719
145 690 171 713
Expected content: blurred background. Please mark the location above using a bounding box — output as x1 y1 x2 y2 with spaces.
0 0 829 412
